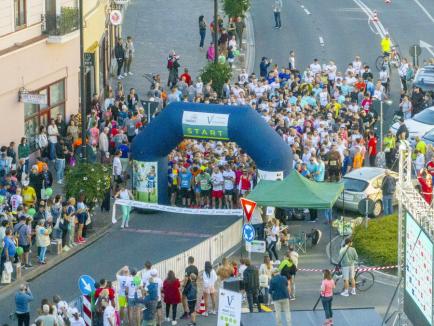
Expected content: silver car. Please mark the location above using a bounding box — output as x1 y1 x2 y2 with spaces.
335 167 398 217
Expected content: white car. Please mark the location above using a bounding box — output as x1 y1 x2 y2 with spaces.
390 106 434 144
335 167 398 217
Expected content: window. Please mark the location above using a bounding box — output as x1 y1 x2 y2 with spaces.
14 0 26 29
24 79 66 151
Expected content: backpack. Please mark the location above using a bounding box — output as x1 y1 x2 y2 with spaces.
167 58 174 70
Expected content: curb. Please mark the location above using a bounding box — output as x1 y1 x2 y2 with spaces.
327 235 399 287
244 10 255 74
0 221 114 300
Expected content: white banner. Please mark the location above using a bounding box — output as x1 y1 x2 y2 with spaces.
257 169 284 181
218 288 242 326
182 111 229 127
112 199 242 223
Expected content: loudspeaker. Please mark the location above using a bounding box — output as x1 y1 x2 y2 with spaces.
223 277 244 292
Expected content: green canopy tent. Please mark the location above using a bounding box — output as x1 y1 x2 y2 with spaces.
247 170 344 209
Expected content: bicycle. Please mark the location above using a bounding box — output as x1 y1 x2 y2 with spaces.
332 262 375 293
375 45 401 71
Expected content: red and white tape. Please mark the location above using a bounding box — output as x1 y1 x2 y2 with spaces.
297 265 398 272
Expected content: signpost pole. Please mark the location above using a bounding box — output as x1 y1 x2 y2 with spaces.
147 101 151 123
79 0 86 161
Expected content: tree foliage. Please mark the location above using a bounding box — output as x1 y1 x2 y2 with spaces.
200 62 233 97
64 163 111 207
223 0 250 18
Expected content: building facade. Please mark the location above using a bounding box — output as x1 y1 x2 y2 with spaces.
0 0 121 153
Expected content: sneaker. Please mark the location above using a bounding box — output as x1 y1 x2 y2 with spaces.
165 317 171 322
180 313 189 320
351 288 356 295
117 75 123 80
79 237 87 243
125 223 129 228
340 290 349 297
25 263 33 268
202 311 208 317
187 323 196 326
210 310 217 315
63 246 70 252
120 225 125 229
128 72 133 75
171 321 177 326
289 295 296 301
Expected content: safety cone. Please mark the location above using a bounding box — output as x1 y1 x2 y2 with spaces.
372 10 378 22
196 296 207 315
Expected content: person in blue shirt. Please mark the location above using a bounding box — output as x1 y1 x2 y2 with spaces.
1 228 16 277
178 167 193 207
134 280 158 326
306 158 319 176
341 150 352 176
15 283 33 326
315 157 326 182
260 57 271 78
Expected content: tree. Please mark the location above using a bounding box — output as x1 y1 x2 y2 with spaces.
64 162 111 207
223 0 250 18
200 62 233 97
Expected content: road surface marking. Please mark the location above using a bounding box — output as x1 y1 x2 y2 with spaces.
353 0 388 39
122 228 212 238
319 36 325 46
304 8 311 15
420 40 434 56
413 0 434 23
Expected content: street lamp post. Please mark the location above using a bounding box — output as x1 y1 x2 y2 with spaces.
79 0 87 160
380 99 393 152
214 0 218 64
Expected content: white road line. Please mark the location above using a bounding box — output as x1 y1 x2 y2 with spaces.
304 8 311 15
319 36 325 46
353 0 388 40
413 0 434 23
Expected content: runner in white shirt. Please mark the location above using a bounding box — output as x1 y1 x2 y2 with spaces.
223 165 236 209
211 167 224 209
69 308 86 326
310 59 322 75
10 187 23 211
352 56 363 76
102 300 116 326
116 266 130 320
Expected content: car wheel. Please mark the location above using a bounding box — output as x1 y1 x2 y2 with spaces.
372 200 382 217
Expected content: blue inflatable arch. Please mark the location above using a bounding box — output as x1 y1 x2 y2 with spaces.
131 102 292 205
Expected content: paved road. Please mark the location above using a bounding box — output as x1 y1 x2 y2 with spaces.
0 212 239 324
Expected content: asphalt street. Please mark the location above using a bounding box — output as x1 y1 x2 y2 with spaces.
0 212 239 324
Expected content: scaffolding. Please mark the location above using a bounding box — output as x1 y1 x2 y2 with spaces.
394 143 434 325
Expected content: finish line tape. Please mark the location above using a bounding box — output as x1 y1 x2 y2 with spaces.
298 265 398 272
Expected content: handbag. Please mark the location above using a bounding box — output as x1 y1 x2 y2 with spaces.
4 261 13 274
1 270 11 284
85 213 92 226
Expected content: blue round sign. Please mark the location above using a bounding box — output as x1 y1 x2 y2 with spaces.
78 275 96 295
243 224 255 242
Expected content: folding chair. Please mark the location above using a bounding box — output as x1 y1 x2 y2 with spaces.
287 232 307 254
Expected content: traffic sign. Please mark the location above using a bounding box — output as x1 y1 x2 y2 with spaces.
240 198 256 222
78 275 96 295
242 224 255 242
245 240 266 253
409 44 422 58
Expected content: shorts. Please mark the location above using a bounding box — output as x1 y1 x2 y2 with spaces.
20 245 30 253
212 190 224 199
342 266 355 280
194 185 201 193
180 188 190 198
169 185 178 194
201 189 211 198
127 297 137 307
224 189 234 196
203 286 216 294
77 213 87 225
188 300 197 313
118 295 127 308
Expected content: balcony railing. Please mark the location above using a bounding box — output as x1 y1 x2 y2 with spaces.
42 7 79 36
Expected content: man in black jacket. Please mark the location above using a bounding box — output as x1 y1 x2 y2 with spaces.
395 118 409 141
115 38 125 80
243 259 262 313
411 87 424 116
381 170 396 215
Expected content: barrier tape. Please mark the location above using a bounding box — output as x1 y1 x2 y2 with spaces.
112 199 242 221
298 265 398 272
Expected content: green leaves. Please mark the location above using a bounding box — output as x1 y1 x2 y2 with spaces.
65 162 111 206
352 214 398 267
200 62 233 97
223 0 250 18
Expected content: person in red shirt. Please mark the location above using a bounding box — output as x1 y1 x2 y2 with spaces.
179 68 192 85
367 131 377 167
94 279 116 307
418 169 433 204
361 94 372 112
162 270 181 324
426 156 434 178
354 76 366 93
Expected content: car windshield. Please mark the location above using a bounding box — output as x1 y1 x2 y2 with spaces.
343 178 369 192
413 109 434 125
425 129 434 142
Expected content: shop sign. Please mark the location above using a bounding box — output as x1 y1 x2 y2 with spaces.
84 53 95 67
20 92 48 105
109 10 123 25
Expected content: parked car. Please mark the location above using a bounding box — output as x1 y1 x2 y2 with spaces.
335 167 398 217
422 127 434 147
413 65 434 92
390 106 434 144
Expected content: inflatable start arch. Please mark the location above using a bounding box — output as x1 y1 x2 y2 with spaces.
131 102 293 205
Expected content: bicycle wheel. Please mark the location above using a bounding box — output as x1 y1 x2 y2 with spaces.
375 56 384 71
356 271 375 291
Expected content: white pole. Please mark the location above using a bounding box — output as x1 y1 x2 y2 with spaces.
380 101 384 152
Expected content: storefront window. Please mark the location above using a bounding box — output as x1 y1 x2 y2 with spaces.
24 79 66 151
